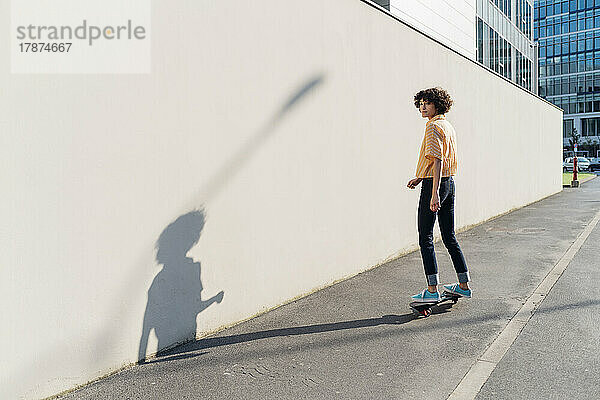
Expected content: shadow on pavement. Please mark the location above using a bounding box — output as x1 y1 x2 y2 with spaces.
535 299 600 314
141 299 600 366
143 303 455 365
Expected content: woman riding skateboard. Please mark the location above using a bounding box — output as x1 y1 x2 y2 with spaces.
407 87 472 303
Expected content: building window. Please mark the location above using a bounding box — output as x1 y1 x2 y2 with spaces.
570 0 577 12
564 119 574 138
508 43 512 79
477 18 484 64
582 117 600 135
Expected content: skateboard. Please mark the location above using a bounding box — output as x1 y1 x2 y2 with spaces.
409 291 461 317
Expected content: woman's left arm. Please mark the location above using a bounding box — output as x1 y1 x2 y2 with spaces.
430 158 442 212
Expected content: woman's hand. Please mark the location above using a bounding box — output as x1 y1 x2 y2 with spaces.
407 178 422 189
430 191 440 212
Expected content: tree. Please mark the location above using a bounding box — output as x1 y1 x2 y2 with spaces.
568 127 580 150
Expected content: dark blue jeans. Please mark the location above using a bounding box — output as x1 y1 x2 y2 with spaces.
418 177 470 286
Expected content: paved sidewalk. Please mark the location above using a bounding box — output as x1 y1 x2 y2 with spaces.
60 178 600 400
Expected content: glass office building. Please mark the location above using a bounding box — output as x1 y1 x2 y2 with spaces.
534 0 600 150
476 0 537 92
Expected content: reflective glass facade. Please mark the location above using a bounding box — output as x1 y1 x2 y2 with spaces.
477 0 536 91
535 0 600 145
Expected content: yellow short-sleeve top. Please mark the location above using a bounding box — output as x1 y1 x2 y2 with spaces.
415 114 458 178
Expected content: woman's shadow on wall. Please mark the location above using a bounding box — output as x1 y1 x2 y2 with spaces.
138 209 224 362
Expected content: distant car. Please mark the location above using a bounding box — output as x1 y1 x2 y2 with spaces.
589 157 600 172
563 157 591 172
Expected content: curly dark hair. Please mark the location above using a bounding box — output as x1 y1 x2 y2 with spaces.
413 87 453 115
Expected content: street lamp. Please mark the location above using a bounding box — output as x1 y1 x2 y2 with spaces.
572 142 579 187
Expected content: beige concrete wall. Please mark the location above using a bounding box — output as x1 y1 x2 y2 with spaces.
0 0 562 398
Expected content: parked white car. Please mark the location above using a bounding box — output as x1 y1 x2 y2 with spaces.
589 157 600 171
563 157 591 172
